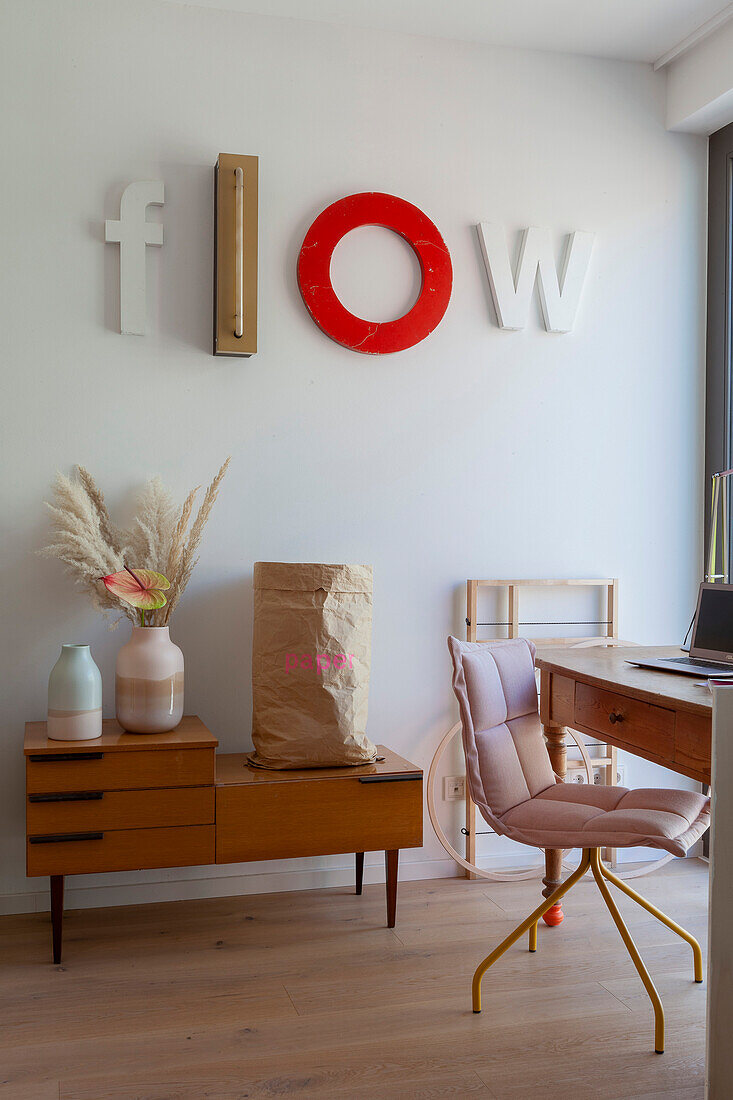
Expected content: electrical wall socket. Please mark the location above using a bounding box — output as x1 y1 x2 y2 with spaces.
575 768 608 785
571 765 625 786
444 775 466 801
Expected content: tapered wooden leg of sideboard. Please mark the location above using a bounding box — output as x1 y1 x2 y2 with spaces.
385 849 399 927
50 875 64 964
355 852 364 895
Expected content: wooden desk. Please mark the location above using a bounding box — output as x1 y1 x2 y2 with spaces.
24 719 422 962
535 646 711 923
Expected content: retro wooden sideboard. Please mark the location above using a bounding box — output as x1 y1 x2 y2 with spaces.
24 717 423 962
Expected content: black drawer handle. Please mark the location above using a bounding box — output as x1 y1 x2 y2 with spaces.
29 831 104 845
29 753 104 762
358 774 422 783
29 791 104 804
608 712 624 725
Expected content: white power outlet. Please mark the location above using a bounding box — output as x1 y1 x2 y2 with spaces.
567 763 625 786
444 775 466 801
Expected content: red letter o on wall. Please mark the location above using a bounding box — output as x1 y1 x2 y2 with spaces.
297 192 452 354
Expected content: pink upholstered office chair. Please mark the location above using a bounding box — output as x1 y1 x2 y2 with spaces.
448 636 710 1054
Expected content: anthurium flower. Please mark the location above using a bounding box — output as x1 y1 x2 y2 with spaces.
103 567 171 610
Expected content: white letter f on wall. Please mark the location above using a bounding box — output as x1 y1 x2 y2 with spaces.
105 181 164 335
477 223 594 333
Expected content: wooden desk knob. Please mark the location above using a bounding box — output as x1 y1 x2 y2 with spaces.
608 712 624 724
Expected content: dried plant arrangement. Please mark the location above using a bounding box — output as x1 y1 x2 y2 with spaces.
41 458 231 626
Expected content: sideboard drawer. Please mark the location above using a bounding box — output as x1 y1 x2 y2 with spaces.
26 748 214 794
575 683 674 757
27 785 214 836
216 774 423 864
27 823 215 877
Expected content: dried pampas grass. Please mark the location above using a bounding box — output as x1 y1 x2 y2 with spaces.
75 465 125 555
41 460 231 626
163 457 230 623
129 477 178 576
41 470 135 623
160 486 198 624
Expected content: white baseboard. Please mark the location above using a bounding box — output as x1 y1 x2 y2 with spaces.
0 857 462 916
0 844 685 917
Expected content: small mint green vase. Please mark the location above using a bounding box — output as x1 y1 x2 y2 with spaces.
47 644 103 741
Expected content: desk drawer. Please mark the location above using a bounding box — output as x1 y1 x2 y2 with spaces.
27 786 214 836
216 774 423 864
575 683 674 757
549 674 576 726
26 748 214 794
27 824 215 877
674 711 712 784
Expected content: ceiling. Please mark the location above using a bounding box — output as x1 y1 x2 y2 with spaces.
170 0 730 64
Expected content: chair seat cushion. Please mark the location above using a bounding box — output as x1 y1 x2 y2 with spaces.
499 782 710 857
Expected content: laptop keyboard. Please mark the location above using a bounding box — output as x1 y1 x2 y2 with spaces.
667 656 733 670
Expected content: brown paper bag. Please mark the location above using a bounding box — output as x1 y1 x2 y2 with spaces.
249 562 377 769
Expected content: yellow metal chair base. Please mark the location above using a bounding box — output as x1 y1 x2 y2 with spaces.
471 847 704 1054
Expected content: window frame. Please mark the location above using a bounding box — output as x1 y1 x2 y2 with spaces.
706 123 733 575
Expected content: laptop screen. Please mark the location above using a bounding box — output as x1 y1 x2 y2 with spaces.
694 586 733 654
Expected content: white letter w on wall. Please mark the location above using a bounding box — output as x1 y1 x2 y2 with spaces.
476 224 594 333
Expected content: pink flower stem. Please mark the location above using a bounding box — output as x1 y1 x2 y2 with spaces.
124 564 145 588
123 565 148 628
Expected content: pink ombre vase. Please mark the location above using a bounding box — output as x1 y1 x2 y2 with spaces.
115 626 184 734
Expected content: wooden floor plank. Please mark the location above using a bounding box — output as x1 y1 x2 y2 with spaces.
474 1015 706 1098
601 969 706 1012
60 1064 494 1099
0 860 708 1099
0 1084 60 1100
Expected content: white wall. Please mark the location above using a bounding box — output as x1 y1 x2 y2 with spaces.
666 14 733 133
0 0 707 912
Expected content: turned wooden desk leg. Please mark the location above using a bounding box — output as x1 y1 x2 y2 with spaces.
355 852 364 895
464 787 478 880
542 724 567 927
385 849 399 928
702 785 711 859
50 875 64 964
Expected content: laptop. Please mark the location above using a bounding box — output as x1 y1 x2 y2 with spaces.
627 582 733 677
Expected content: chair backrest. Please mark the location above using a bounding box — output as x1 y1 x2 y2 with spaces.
448 636 556 821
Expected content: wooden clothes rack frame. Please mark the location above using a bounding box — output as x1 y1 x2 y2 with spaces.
464 578 620 877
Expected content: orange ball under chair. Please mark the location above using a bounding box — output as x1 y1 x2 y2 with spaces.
448 636 710 1054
